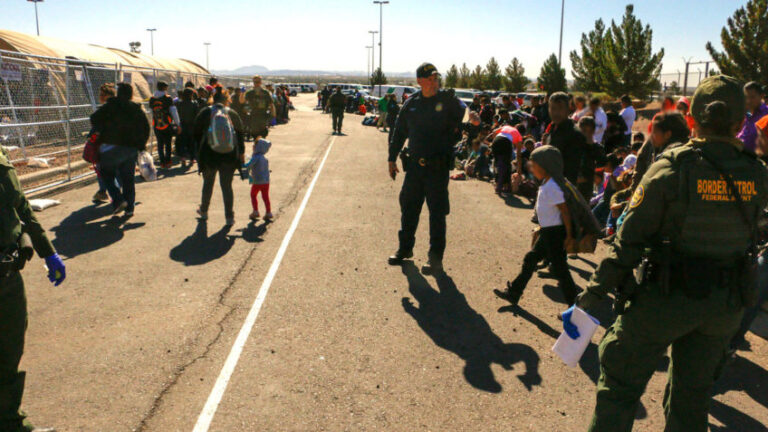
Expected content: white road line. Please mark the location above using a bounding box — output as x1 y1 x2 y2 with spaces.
193 136 336 432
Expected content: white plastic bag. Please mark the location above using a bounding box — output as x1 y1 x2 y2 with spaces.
138 151 157 181
29 198 60 212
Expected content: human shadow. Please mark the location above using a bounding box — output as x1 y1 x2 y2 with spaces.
50 205 145 258
710 355 768 431
231 220 269 243
570 255 598 269
169 221 235 266
568 264 594 281
400 262 541 393
499 193 535 210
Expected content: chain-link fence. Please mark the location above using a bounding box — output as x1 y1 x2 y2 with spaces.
0 49 249 194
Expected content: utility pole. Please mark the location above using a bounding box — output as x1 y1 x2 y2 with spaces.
368 30 378 91
558 0 565 65
204 42 211 71
28 0 44 36
373 1 389 97
366 45 373 85
146 28 157 55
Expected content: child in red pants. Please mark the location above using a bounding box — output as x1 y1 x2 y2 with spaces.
244 139 273 220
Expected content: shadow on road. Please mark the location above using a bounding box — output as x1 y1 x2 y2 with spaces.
169 221 235 266
400 262 541 393
51 204 145 258
499 193 535 210
709 355 768 431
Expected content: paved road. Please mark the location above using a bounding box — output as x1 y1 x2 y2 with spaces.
21 94 768 431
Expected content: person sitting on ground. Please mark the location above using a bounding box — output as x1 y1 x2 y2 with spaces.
463 138 491 179
494 145 580 307
591 153 621 227
193 89 245 226
604 169 634 237
244 138 273 221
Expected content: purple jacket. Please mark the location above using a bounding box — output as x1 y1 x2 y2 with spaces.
738 103 768 152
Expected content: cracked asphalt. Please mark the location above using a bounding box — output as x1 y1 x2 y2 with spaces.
19 94 768 431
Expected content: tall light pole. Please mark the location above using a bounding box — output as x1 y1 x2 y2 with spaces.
558 0 565 65
373 1 389 97
204 42 211 71
368 30 378 91
28 0 43 36
146 28 157 55
366 45 373 85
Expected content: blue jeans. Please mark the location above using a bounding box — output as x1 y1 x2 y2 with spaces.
731 254 768 347
99 147 138 212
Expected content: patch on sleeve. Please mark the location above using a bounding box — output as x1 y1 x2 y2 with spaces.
629 185 644 209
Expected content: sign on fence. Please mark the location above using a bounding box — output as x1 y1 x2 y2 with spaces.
0 62 22 81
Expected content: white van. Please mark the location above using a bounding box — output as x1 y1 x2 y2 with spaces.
370 85 419 100
327 83 365 92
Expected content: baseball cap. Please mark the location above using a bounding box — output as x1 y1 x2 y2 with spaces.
416 63 440 79
690 75 745 125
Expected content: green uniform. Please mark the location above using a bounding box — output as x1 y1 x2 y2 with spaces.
244 87 274 137
578 136 768 432
0 148 55 431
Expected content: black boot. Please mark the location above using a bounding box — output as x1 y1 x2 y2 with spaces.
494 280 524 305
421 253 444 275
388 249 413 265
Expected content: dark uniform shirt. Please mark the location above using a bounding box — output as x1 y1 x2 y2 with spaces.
328 92 347 113
388 89 465 162
0 149 55 258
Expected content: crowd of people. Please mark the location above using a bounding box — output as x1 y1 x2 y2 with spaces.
89 75 288 224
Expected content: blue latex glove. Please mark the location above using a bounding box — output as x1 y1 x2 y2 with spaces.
44 253 66 286
561 305 581 340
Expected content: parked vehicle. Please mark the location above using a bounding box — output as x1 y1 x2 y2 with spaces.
327 83 366 92
370 85 419 100
453 88 481 106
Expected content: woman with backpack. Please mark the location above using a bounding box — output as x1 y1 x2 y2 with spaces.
89 82 150 217
193 88 245 226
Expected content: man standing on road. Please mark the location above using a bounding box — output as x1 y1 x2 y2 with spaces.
387 63 465 274
0 147 65 432
619 95 636 148
240 75 276 139
328 87 347 135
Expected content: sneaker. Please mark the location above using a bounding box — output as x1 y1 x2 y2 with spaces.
92 190 108 203
264 212 274 221
249 211 260 220
113 201 128 215
225 217 235 226
421 258 444 275
196 207 208 220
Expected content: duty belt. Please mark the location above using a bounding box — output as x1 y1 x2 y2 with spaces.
415 156 448 168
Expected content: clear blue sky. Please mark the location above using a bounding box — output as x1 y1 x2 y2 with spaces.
0 0 747 78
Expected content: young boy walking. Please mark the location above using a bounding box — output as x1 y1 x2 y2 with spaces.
244 138 273 221
495 145 579 306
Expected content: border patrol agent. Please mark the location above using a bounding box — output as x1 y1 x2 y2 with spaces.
0 147 65 432
564 75 768 431
387 63 465 274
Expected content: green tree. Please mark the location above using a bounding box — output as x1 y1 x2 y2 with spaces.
537 54 567 95
602 5 664 98
470 65 487 90
372 67 388 85
570 5 664 98
504 57 530 92
485 57 503 90
444 64 459 88
667 81 681 95
706 0 768 83
569 19 606 91
458 63 471 88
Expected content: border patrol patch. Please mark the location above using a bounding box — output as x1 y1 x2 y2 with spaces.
629 185 644 209
435 102 443 112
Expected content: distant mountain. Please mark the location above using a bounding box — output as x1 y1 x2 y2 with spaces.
213 65 414 78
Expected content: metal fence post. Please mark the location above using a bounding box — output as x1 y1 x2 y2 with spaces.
65 62 71 181
0 55 28 160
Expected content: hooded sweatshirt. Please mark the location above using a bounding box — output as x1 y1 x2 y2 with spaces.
245 139 272 184
531 145 601 240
